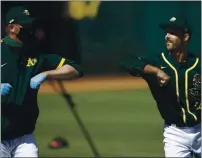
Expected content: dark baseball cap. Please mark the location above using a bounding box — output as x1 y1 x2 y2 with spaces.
159 16 191 34
5 6 36 26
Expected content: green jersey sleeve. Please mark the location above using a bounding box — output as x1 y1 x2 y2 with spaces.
42 54 83 77
120 54 160 77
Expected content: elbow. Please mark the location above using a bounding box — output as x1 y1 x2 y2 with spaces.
73 65 84 78
74 69 84 78
65 64 84 79
77 71 84 78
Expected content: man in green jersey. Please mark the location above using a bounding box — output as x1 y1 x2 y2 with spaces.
121 16 201 157
1 6 83 157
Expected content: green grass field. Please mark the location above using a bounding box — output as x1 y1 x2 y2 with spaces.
35 89 165 157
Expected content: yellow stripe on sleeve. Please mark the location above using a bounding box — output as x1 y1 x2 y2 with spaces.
56 58 66 69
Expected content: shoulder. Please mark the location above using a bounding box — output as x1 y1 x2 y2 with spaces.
1 38 6 45
145 52 163 65
188 52 200 58
1 36 7 43
189 53 201 73
37 53 65 61
36 53 49 58
149 52 162 59
189 52 201 63
1 39 8 50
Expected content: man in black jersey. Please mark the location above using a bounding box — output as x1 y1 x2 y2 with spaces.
121 16 201 157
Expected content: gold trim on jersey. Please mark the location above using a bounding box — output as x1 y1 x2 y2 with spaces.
161 53 179 97
185 58 199 121
161 52 186 123
56 58 66 69
181 108 186 123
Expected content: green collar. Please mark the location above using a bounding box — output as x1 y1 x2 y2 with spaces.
164 51 197 69
3 36 23 47
2 36 24 59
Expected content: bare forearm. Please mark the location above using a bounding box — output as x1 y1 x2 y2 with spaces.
144 64 170 86
43 65 80 80
144 64 160 74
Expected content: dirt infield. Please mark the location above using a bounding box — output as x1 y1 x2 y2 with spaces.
39 74 149 94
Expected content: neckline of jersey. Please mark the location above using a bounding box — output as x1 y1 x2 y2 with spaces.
3 36 23 48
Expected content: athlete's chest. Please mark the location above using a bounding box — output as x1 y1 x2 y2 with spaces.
158 53 201 101
159 55 200 85
1 44 46 91
2 52 38 82
1 45 44 105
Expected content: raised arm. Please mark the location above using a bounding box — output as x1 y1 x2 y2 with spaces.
30 54 83 89
120 55 170 86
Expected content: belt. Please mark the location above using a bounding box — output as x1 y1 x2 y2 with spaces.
165 120 201 128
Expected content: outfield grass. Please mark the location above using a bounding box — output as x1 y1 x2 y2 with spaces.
35 89 165 157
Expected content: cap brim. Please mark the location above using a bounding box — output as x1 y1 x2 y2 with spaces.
159 23 183 31
19 17 36 25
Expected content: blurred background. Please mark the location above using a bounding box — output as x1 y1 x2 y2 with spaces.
1 1 201 157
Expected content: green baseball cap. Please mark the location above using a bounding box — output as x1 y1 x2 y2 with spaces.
159 16 191 34
5 6 36 26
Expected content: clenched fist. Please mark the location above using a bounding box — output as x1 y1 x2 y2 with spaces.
1 83 12 96
157 70 170 87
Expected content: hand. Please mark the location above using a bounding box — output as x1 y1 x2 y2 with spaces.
1 83 12 96
157 70 170 87
30 73 46 89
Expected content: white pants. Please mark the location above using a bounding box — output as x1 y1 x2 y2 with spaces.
1 134 38 157
163 123 201 158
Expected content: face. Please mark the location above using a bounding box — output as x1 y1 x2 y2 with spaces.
8 23 40 56
19 23 35 40
8 23 34 41
165 29 184 51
